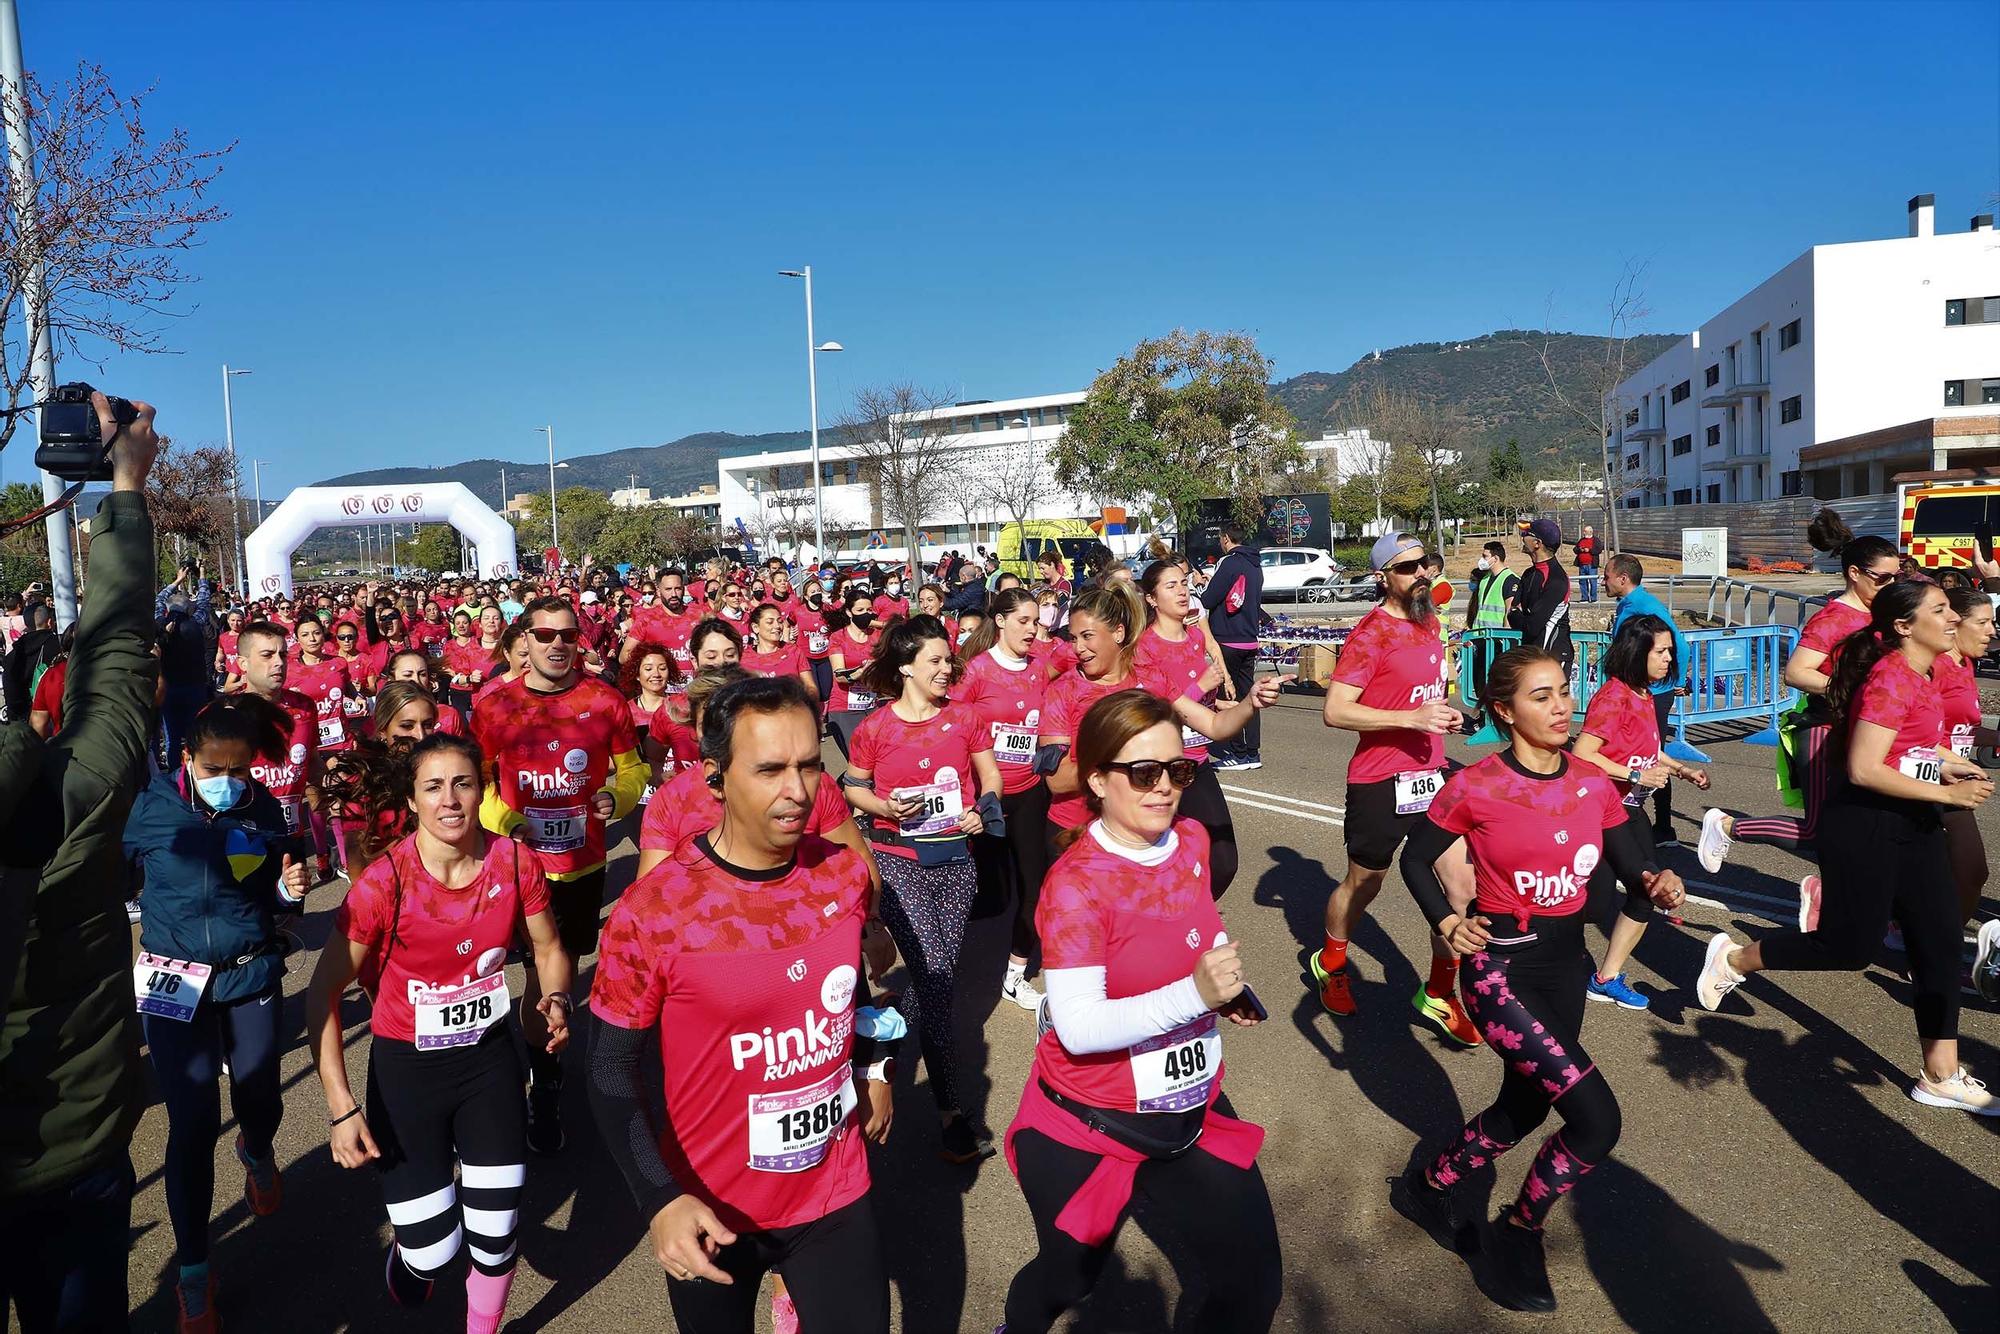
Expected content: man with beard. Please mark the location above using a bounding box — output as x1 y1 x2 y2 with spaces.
1511 517 1574 677
625 568 697 675
1307 532 1482 1046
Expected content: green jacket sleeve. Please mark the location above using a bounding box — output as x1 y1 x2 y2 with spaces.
53 492 161 812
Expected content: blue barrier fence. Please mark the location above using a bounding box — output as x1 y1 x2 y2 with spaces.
1455 629 1611 745
1663 624 1799 761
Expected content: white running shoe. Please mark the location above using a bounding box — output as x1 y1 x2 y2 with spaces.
1697 809 1732 875
1909 1067 2000 1116
1696 932 1744 1012
1974 919 2000 1004
1002 968 1043 1012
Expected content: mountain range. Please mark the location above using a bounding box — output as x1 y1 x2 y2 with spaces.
315 329 1684 498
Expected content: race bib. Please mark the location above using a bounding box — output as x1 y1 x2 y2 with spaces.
845 689 878 712
1951 727 1976 760
993 723 1038 767
133 953 211 1023
1621 757 1656 808
278 796 304 832
412 972 508 1051
343 694 370 718
1899 748 1942 784
896 778 964 837
524 803 588 854
1395 768 1444 816
1130 1014 1220 1113
317 717 346 747
807 630 829 655
1181 724 1209 752
746 1062 857 1172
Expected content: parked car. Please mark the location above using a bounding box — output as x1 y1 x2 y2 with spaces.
1258 546 1339 592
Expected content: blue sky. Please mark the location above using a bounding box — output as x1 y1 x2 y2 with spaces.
4 0 1995 497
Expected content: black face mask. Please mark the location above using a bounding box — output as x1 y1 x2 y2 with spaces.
851 612 874 629
806 593 822 608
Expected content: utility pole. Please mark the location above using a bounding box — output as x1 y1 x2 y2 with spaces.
0 1 76 626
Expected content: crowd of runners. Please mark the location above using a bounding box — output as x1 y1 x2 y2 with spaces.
30 502 2000 1333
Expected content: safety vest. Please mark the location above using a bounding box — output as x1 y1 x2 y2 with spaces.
1471 570 1510 630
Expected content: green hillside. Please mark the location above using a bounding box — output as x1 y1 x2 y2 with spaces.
1273 329 1682 462
317 429 811 502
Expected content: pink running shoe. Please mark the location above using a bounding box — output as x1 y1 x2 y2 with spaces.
1798 874 1822 935
772 1290 800 1334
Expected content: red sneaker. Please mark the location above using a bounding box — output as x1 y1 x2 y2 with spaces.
1412 987 1482 1046
235 1133 282 1217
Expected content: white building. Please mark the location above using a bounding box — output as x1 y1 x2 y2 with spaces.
1612 194 2000 508
611 484 724 523
718 391 1119 561
1300 428 1398 486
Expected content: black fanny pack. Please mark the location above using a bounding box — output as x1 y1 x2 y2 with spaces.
1039 1078 1205 1160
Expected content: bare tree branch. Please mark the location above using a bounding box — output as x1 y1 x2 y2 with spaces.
832 382 964 563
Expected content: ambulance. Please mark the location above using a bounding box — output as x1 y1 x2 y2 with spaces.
1897 475 2000 569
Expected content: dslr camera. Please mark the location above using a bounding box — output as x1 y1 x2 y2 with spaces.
37 381 138 482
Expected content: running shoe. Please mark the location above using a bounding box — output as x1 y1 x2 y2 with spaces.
1584 972 1650 1011
1393 1156 1470 1254
1909 1067 2000 1116
1695 932 1744 1011
1306 949 1356 1017
1484 1215 1558 1312
235 1132 282 1216
1696 808 1732 874
1883 921 1906 954
125 899 142 924
1001 967 1043 1012
1213 754 1263 771
772 1290 800 1334
176 1268 218 1334
939 1117 996 1164
384 1245 435 1308
1975 919 2000 1004
526 1076 565 1156
315 856 333 885
1411 986 1482 1046
1798 874 1822 935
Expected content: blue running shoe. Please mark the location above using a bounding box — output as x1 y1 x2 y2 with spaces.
1585 972 1650 1011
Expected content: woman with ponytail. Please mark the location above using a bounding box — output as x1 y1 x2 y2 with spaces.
1695 580 1998 1116
1696 509 1901 912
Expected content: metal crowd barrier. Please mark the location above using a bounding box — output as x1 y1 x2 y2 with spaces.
1456 628 1611 746
1662 624 1800 762
1657 575 1828 630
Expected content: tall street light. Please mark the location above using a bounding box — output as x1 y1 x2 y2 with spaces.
251 459 270 528
779 268 843 559
222 365 252 596
536 425 563 556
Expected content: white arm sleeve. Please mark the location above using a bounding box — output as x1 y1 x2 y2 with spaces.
1042 966 1211 1056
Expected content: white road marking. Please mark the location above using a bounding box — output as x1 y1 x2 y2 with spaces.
1219 784 1345 817
1225 792 1346 827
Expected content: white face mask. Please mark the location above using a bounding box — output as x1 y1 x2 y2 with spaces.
1476 558 1489 571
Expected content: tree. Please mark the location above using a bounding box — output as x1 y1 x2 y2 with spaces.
832 383 964 562
935 451 991 552
516 486 613 560
1538 265 1649 549
0 479 50 591
0 65 232 452
1349 387 1470 553
596 504 714 570
1329 391 1405 533
404 523 463 576
146 436 238 574
759 462 818 555
1051 329 1302 540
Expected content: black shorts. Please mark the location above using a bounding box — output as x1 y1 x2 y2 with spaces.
545 866 608 960
1344 766 1455 872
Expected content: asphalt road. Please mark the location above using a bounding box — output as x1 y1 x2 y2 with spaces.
101 696 1999 1334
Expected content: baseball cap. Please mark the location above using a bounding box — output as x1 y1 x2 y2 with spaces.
580 590 598 604
1369 531 1423 571
1523 517 1562 549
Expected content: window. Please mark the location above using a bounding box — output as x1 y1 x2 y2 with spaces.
1706 424 1722 447
1704 364 1720 388
1780 319 1801 350
1672 488 1693 505
1780 396 1802 423
1671 380 1691 403
1706 484 1722 503
1948 299 1967 326
1624 408 1640 427
1781 471 1803 497
1945 380 1965 407
1910 493 1990 539
1626 453 1641 470
1671 433 1692 456
1985 378 2000 405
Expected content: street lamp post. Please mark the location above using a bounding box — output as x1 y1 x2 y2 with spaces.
222 365 252 596
251 459 269 529
779 268 843 560
499 465 508 512
536 425 561 556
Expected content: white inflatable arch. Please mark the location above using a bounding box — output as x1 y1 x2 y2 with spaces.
245 483 518 598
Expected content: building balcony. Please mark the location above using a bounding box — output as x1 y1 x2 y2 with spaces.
1701 378 1770 408
1722 448 1771 466
1624 422 1666 440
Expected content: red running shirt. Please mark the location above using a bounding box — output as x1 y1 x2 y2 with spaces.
591 836 873 1233
743 640 808 680
827 628 882 712
847 703 992 858
290 656 357 752
1035 820 1227 1115
1426 754 1628 929
1854 651 1946 779
472 674 638 875
1030 637 1079 678
1042 670 1139 829
1578 677 1661 804
1933 652 1981 759
1133 625 1214 763
953 648 1051 795
795 606 832 660
218 631 240 679
249 688 319 832
639 767 851 854
1797 599 1870 668
1331 606 1449 784
442 639 494 688
335 835 552 1044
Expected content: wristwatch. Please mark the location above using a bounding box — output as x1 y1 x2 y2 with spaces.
861 1058 896 1084
1627 767 1643 786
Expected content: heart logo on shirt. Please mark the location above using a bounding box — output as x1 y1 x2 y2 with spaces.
1185 929 1201 950
786 959 808 983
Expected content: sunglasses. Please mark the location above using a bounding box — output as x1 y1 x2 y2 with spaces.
1857 568 1897 587
335 633 358 642
527 627 581 645
1104 757 1200 790
1383 559 1425 577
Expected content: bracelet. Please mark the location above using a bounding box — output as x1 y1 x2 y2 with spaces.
544 991 573 1012
330 1106 361 1128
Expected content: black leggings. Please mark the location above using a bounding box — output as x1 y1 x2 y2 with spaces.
1429 915 1622 1231
1585 812 1657 935
808 658 833 716
1000 783 1053 961
1174 763 1238 900
368 1030 527 1277
1758 796 1962 1042
1943 806 1988 925
1731 719 1831 853
665 1196 887 1334
1003 1105 1281 1334
876 854 978 1110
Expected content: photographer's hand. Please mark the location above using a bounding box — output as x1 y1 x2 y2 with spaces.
104 393 160 493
